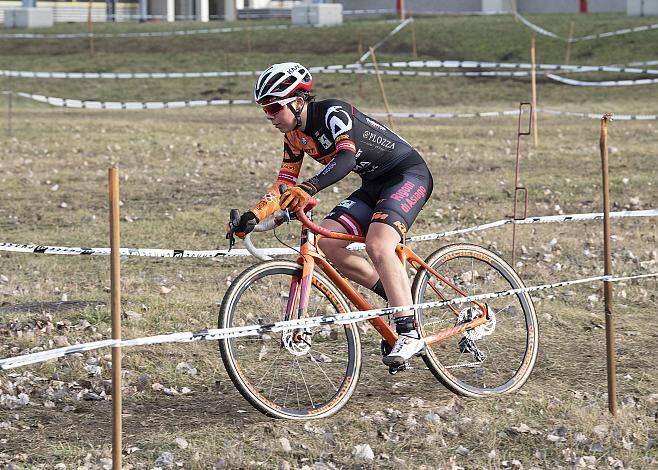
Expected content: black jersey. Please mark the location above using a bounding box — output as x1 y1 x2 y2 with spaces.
275 99 418 194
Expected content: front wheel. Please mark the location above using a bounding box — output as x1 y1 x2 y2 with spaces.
219 260 361 419
412 244 539 397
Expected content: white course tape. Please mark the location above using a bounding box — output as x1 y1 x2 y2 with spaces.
5 59 658 80
627 60 658 67
1 209 655 258
538 109 657 121
0 68 538 80
7 91 658 120
0 70 261 79
514 12 658 43
14 92 253 109
0 18 401 40
1 271 655 370
0 243 295 258
370 109 658 120
359 17 414 63
370 110 523 119
406 209 658 243
546 73 658 87
0 21 347 40
362 60 658 76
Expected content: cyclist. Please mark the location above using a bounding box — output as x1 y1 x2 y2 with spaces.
233 62 434 367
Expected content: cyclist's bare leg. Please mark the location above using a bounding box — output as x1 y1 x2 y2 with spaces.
318 219 379 288
365 223 412 319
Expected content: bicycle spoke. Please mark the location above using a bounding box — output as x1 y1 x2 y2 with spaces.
219 262 361 418
414 245 537 396
309 352 338 392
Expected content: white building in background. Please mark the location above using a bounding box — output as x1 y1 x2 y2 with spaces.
337 1 631 14
1 0 656 25
0 0 290 23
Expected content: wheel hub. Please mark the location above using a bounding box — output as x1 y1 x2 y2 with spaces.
458 304 496 341
281 329 312 356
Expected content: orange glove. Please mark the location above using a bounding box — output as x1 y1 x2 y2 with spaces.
280 184 314 212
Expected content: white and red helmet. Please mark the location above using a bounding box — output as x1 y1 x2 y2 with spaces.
254 62 313 104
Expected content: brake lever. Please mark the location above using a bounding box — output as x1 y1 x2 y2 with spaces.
277 184 293 224
226 208 240 252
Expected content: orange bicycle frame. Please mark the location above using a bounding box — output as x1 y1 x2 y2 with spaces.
286 207 490 348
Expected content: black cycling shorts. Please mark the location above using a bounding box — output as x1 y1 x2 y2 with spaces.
325 151 433 240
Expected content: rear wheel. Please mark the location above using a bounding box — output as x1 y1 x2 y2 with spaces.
219 260 361 419
412 244 538 397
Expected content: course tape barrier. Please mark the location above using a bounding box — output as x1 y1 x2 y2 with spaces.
371 110 655 120
0 68 544 80
7 92 658 120
13 92 253 109
5 59 658 81
0 19 398 40
0 271 655 370
538 109 657 121
358 17 414 63
514 12 658 43
360 60 658 76
546 73 658 87
1 209 655 259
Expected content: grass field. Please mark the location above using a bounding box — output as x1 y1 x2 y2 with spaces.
0 12 657 469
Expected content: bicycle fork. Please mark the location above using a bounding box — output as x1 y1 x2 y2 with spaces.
282 227 317 348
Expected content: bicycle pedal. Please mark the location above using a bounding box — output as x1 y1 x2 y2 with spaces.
388 361 411 375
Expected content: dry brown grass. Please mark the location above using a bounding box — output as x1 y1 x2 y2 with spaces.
0 102 656 469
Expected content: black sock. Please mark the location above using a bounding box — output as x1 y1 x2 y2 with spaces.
394 315 416 334
370 279 388 301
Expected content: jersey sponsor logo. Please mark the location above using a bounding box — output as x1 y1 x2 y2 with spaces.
337 199 356 209
365 117 388 132
308 175 320 188
371 212 389 221
390 181 427 213
325 106 353 140
393 221 407 236
320 160 337 175
353 158 378 174
318 134 332 149
301 137 308 145
362 130 396 150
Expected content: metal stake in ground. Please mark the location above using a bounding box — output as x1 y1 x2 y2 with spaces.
530 35 538 147
565 21 575 64
510 102 532 267
369 47 394 130
6 91 12 138
87 1 95 58
410 14 418 58
599 113 618 416
109 167 123 467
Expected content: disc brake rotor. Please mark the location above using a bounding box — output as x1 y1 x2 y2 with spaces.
281 329 312 356
457 305 496 341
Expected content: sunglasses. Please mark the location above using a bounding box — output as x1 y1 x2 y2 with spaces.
260 96 298 116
